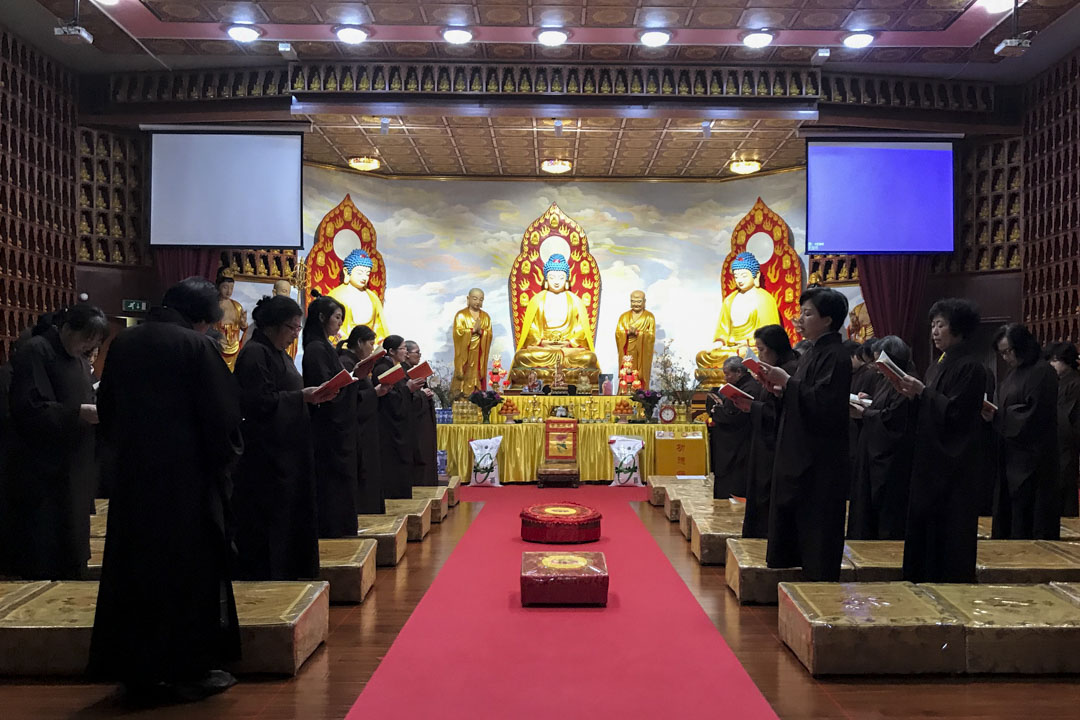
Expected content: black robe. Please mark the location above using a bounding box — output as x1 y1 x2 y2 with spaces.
5 327 96 579
847 380 916 540
742 358 798 539
303 339 359 537
88 307 242 683
847 363 879 497
374 356 420 500
902 341 987 583
766 332 851 581
1056 368 1080 517
233 330 319 580
404 361 439 487
991 360 1060 539
0 360 16 575
340 349 385 514
709 372 761 499
975 372 999 516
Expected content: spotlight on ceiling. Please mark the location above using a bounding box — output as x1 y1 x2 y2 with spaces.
380 117 391 135
226 24 262 43
639 30 671 48
348 157 381 172
553 119 564 138
979 0 1019 12
730 160 762 175
741 31 774 49
442 27 473 45
842 32 874 49
811 48 831 66
541 159 572 175
277 42 297 60
701 121 712 139
537 29 569 47
335 25 369 44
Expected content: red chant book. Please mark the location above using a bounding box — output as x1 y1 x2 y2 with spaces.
353 347 386 378
875 350 909 384
719 383 754 401
314 369 356 401
407 360 434 380
742 346 764 379
378 363 406 386
983 394 998 413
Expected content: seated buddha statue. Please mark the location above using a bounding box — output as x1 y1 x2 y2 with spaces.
696 251 780 374
512 253 600 380
327 249 388 344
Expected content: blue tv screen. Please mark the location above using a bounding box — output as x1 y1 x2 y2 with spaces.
806 140 955 254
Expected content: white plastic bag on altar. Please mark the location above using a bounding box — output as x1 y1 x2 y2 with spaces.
608 435 645 487
469 436 503 487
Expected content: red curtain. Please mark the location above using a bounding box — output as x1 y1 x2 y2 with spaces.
154 247 222 292
857 254 933 345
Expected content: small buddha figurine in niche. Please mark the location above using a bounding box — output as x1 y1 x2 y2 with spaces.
327 249 388 343
696 251 780 371
451 287 493 398
512 253 599 376
214 268 248 371
614 290 656 390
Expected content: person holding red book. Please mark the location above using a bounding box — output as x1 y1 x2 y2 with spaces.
373 335 427 499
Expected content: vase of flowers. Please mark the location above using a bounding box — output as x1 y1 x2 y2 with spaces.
469 389 503 424
632 388 662 422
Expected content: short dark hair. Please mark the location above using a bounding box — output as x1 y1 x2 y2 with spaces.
1046 341 1079 370
858 339 880 362
753 324 797 366
876 335 913 373
163 277 223 325
60 303 109 341
383 334 404 352
405 340 419 352
302 296 345 348
928 298 980 340
842 339 861 358
799 287 849 332
344 324 376 350
251 295 302 329
993 323 1042 366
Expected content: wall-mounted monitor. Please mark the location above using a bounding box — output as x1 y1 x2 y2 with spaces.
806 139 956 254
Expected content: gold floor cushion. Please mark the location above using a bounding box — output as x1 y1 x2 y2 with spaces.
411 486 449 523
318 539 377 604
356 515 409 566
725 538 855 605
384 499 433 541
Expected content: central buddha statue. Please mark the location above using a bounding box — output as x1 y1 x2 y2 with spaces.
327 249 388 344
512 253 599 380
696 251 780 374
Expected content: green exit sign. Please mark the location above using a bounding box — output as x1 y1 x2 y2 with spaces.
122 299 148 313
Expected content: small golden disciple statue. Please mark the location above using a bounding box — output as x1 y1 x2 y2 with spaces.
614 290 656 390
327 249 388 344
512 253 599 376
214 269 248 372
451 288 493 397
696 251 780 371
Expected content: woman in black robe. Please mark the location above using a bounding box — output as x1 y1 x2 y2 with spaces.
7 304 107 580
735 325 798 538
405 340 439 486
988 324 1060 539
373 335 426 500
898 298 987 583
233 296 323 580
759 288 852 581
847 335 917 540
302 296 359 537
89 278 243 700
340 325 389 514
707 356 761 500
1046 341 1080 517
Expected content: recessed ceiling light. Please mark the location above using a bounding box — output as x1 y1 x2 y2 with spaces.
226 24 262 43
541 159 572 174
979 0 1018 12
335 26 369 45
842 32 874 49
442 28 473 45
742 31 774 49
348 157 381 172
730 160 762 175
639 30 671 48
537 29 569 47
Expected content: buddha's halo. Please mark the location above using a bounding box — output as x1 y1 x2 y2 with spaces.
538 235 571 267
745 231 774 266
332 228 363 261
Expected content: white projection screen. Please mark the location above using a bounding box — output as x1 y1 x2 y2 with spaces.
150 132 303 248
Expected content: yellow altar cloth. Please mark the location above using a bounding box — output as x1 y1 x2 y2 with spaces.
474 395 641 421
437 422 706 484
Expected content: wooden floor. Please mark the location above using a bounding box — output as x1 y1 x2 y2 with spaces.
1 499 1077 720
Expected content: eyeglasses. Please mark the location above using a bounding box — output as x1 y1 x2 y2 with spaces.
284 322 302 333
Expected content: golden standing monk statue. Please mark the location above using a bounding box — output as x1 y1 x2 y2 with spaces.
696 251 780 372
512 253 599 376
272 279 299 358
214 269 248 371
615 290 656 390
451 288 493 397
327 249 388 344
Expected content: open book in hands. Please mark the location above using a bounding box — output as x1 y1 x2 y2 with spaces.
353 347 386 378
741 345 765 381
719 383 755 401
313 368 357 403
849 393 873 408
983 393 998 413
406 360 434 380
875 350 909 384
377 363 406 386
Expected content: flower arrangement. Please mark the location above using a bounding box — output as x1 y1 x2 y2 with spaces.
469 389 504 424
653 339 696 404
632 388 663 421
427 360 453 409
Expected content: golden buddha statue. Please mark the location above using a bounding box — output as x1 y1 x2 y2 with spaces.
214 269 248 372
696 251 780 373
512 253 599 380
327 249 388 344
614 290 656 390
451 288 493 398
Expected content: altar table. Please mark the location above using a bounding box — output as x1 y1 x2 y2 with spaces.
437 422 706 484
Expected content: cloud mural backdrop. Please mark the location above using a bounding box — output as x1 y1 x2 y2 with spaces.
299 165 863 382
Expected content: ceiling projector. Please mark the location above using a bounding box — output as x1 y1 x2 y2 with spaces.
994 36 1032 57
54 24 94 45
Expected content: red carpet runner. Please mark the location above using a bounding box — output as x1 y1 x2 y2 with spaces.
345 485 778 720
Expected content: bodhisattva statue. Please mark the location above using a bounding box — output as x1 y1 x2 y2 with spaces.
696 251 780 371
451 287 493 397
512 253 599 376
615 290 656 390
214 268 248 372
327 249 388 344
